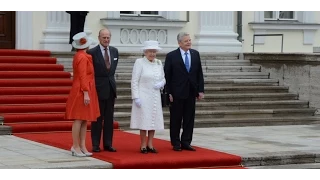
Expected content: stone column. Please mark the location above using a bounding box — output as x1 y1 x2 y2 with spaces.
47 11 70 28
40 11 92 51
193 11 242 53
16 11 33 49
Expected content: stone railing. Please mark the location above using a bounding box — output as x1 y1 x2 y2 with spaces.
244 53 320 111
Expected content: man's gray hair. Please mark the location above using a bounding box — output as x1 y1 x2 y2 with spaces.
177 32 190 42
98 28 111 37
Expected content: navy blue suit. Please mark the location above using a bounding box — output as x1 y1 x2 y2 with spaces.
164 48 204 148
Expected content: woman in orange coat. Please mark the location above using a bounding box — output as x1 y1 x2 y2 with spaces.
65 32 100 157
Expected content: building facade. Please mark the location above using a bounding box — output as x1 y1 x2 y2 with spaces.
2 11 320 53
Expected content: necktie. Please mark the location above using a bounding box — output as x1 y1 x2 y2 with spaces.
184 52 190 72
104 48 110 71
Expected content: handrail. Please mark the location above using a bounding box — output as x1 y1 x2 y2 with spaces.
252 34 284 53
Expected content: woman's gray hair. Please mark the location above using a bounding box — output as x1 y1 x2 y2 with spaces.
142 49 158 57
177 32 190 42
143 49 158 53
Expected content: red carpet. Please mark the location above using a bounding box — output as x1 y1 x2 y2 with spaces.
0 49 51 57
0 49 118 133
16 131 243 169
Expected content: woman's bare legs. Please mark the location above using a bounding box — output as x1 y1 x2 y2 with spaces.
147 130 155 148
79 120 90 153
140 130 147 149
72 120 83 154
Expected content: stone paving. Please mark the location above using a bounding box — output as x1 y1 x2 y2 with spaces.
1 124 320 168
0 135 111 169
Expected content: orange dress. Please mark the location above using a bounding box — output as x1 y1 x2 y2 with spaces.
65 50 100 121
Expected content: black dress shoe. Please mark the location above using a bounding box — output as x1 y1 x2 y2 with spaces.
104 146 117 152
181 145 196 151
173 146 182 151
140 148 148 154
92 146 101 152
147 146 158 153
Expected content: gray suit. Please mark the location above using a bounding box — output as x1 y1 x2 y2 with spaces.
87 45 119 148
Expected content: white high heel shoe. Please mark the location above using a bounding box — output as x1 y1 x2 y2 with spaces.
80 149 93 157
71 147 86 157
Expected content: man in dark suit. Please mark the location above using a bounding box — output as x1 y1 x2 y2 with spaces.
66 11 88 51
87 28 118 152
164 32 205 151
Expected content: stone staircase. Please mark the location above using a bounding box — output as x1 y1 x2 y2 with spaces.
57 53 320 130
2 52 320 168
3 53 318 133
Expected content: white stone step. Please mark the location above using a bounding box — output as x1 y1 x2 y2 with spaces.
115 59 250 66
118 116 320 129
204 86 288 93
115 65 261 73
202 60 251 66
204 72 269 79
115 79 279 88
53 52 241 69
200 53 240 59
113 108 316 121
0 125 11 135
114 100 309 111
60 61 256 73
205 93 298 102
204 66 261 73
115 93 298 104
204 79 279 86
119 52 239 59
115 86 289 96
114 72 270 80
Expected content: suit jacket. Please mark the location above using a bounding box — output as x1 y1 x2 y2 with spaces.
164 48 204 99
87 45 119 100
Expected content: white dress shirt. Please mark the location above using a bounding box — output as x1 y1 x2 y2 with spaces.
99 44 111 65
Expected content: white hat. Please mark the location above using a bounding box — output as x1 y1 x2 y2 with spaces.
141 40 162 51
72 32 95 49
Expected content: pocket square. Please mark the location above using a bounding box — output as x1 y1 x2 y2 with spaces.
114 58 118 61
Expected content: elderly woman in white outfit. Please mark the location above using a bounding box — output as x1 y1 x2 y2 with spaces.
130 40 166 154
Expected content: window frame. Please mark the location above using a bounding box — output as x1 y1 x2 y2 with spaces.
264 11 298 21
120 11 161 17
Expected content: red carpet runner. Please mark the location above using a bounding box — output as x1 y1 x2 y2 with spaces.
0 49 118 133
16 131 244 169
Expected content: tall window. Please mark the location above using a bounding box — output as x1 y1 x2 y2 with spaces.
120 11 159 17
264 11 296 20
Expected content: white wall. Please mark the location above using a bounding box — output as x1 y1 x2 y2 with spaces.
32 11 46 50
242 11 320 53
311 11 320 50
84 11 108 43
30 11 320 53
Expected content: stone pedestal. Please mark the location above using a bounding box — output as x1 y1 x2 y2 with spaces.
193 11 242 53
39 11 92 51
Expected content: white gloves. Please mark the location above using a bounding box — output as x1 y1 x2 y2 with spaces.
134 98 141 108
153 81 165 90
